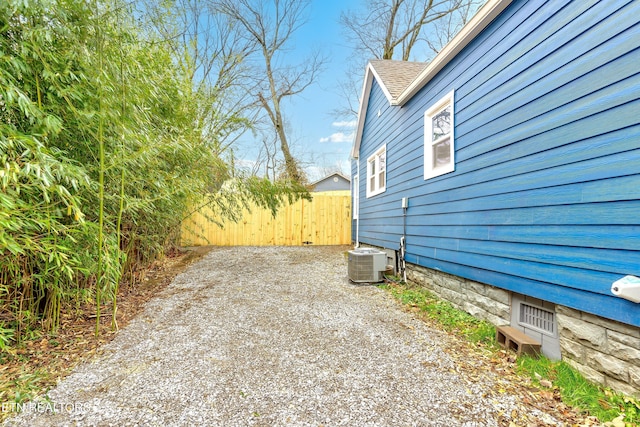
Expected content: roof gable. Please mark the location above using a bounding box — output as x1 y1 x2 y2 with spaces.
310 173 351 192
310 172 350 186
369 60 428 103
351 0 512 159
350 60 427 158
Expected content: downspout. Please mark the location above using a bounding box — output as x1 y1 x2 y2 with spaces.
355 159 360 248
400 197 407 282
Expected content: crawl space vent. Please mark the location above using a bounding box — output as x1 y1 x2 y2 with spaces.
519 303 555 336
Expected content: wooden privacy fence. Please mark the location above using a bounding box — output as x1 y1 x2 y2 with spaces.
181 191 352 246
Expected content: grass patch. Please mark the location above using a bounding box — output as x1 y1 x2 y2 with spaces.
518 355 640 425
379 279 640 425
379 281 496 347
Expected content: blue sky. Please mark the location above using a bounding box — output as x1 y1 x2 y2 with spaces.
236 0 362 182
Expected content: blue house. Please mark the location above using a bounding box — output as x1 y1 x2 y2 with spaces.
351 0 640 395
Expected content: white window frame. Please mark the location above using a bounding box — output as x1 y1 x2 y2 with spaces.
424 90 455 180
352 174 359 219
366 144 386 198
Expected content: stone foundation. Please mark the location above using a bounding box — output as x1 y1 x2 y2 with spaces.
406 263 640 397
406 264 510 328
557 306 640 397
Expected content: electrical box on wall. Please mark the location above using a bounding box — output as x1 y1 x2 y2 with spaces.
401 197 409 209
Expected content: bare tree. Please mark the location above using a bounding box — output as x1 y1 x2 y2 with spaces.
335 60 366 119
252 135 279 180
335 0 482 122
216 0 325 184
319 161 350 180
141 0 259 154
425 0 484 55
340 0 479 61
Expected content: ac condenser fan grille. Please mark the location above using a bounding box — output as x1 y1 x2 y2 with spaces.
348 248 386 283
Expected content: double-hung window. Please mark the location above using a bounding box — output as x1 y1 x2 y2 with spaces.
424 90 455 179
366 144 386 197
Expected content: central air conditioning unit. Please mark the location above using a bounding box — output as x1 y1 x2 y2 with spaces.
348 248 387 283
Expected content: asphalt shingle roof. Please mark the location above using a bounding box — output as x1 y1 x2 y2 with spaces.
369 59 428 102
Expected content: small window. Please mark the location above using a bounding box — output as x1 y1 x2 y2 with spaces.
366 145 386 197
424 90 455 179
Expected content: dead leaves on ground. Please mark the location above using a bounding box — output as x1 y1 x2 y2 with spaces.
0 248 210 423
439 334 595 426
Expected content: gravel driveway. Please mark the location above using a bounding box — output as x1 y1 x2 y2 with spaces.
5 246 560 426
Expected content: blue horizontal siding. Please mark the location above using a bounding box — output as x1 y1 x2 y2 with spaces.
459 32 640 148
402 254 640 327
406 201 640 226
408 238 640 279
355 0 640 327
409 245 618 295
418 225 640 251
460 79 640 163
408 175 640 215
458 1 636 135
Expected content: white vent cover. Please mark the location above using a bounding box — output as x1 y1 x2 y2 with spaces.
519 303 556 336
348 248 387 283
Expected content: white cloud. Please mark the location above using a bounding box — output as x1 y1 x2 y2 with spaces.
331 120 357 128
319 132 355 143
319 118 357 143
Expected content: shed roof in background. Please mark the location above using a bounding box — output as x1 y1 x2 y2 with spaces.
310 173 351 192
